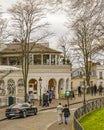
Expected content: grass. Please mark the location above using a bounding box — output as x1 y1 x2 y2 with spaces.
79 108 104 130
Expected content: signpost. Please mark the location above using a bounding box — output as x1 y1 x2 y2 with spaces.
65 90 71 107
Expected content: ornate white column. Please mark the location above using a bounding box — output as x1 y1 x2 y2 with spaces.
55 55 57 64
32 54 34 65
63 79 66 94
49 54 51 65
55 80 58 99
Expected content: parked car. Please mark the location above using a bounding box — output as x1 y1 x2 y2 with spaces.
5 103 38 119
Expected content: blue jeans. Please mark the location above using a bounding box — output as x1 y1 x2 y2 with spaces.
64 117 68 123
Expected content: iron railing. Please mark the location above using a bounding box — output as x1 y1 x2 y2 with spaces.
74 97 104 130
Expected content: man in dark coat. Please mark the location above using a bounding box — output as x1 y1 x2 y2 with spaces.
62 104 70 124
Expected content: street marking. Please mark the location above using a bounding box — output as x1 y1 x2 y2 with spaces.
43 120 57 130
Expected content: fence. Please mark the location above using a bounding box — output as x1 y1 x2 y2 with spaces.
74 97 104 130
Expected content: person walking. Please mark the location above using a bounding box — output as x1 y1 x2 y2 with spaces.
27 92 31 104
49 90 53 103
57 103 63 125
62 104 70 125
30 92 35 106
93 84 97 95
99 85 103 96
90 85 94 96
78 86 81 97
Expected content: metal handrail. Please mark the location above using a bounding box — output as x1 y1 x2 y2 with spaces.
74 97 104 130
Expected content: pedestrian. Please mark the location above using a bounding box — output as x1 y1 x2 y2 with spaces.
99 85 103 96
27 92 31 104
70 89 75 100
30 92 35 106
49 90 53 103
90 85 94 96
93 84 97 95
62 104 70 125
45 91 49 106
78 86 81 97
57 103 63 125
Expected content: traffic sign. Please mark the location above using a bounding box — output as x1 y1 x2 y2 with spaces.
65 90 71 97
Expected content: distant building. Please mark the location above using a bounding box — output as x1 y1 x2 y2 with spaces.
96 65 104 87
0 42 71 100
71 62 97 91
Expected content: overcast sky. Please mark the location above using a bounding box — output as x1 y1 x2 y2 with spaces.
0 0 68 49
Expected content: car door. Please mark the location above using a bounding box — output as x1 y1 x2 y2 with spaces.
22 103 32 115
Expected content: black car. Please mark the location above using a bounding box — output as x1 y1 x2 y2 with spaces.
5 103 38 119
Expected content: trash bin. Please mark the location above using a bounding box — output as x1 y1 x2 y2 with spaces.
8 96 16 106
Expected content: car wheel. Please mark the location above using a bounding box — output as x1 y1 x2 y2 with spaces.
22 111 27 118
33 109 37 115
7 117 11 119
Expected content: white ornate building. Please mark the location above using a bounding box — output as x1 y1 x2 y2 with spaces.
0 43 72 100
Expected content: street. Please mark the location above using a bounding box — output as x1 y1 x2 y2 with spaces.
0 109 57 130
0 94 102 130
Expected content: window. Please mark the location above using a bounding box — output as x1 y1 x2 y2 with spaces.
7 79 15 95
100 82 103 85
51 55 55 64
34 55 41 64
9 57 17 65
22 104 29 107
18 79 24 87
1 57 7 65
99 72 103 79
43 55 49 64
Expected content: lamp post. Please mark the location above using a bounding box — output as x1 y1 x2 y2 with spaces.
65 90 71 108
39 77 42 106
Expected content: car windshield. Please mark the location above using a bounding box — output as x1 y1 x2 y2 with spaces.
9 104 22 108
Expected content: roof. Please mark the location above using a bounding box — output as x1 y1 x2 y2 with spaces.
0 43 61 54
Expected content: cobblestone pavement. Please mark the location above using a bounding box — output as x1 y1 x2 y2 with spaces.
0 94 103 130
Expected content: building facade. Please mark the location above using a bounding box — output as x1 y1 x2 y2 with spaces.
0 43 72 100
72 63 104 92
71 62 97 91
96 65 104 87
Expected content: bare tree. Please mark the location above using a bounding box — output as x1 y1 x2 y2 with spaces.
57 36 74 64
8 0 51 102
68 0 104 88
0 6 8 43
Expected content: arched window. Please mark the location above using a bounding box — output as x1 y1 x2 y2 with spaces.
18 79 24 87
7 79 15 95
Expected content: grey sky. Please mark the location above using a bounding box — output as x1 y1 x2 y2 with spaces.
0 0 68 49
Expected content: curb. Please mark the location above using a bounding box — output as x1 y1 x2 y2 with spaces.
0 97 102 121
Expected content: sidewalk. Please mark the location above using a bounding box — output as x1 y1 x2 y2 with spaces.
0 94 103 130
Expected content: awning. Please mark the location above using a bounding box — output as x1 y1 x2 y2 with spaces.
0 65 21 71
0 65 21 80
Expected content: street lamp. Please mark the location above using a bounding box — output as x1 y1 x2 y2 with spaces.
65 90 71 108
39 77 42 106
